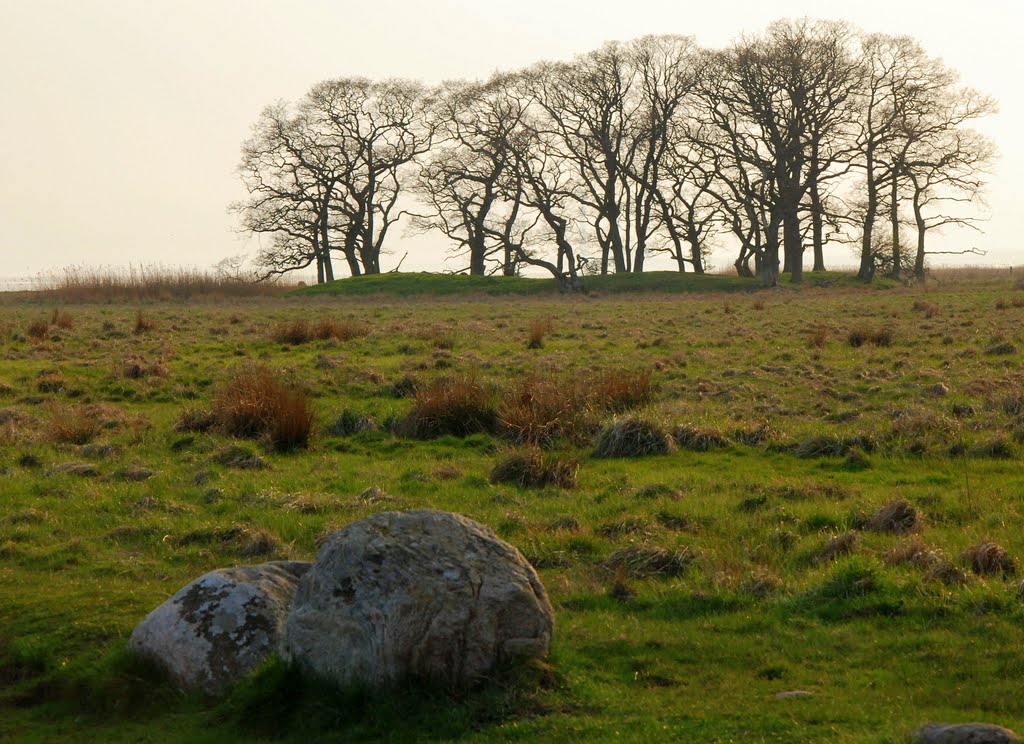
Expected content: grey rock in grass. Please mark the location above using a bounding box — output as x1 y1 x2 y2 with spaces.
285 509 554 687
914 723 1021 744
129 561 310 694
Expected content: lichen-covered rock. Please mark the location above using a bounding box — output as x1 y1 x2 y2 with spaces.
914 723 1022 744
129 561 310 694
285 510 554 687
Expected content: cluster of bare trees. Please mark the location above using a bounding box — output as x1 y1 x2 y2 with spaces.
232 19 996 287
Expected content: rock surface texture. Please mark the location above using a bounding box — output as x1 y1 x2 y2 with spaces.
914 723 1022 744
129 561 310 694
285 509 554 687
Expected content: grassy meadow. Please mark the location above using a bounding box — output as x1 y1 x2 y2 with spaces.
3 270 1024 742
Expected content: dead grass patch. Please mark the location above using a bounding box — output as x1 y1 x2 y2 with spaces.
50 309 74 329
133 310 154 334
672 423 730 451
884 536 942 568
527 318 553 349
860 500 922 534
847 327 894 347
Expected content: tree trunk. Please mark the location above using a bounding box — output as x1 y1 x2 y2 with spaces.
784 208 803 284
912 189 927 280
810 176 825 272
889 168 901 276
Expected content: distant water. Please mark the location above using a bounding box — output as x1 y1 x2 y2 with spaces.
0 276 35 292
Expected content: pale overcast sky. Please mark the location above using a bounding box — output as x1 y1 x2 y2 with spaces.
1 0 1021 282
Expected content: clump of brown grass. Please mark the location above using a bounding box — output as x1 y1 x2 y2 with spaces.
48 404 104 445
807 324 829 348
26 319 49 343
134 310 154 334
489 447 578 489
924 561 970 586
399 374 497 438
962 542 1016 577
847 327 894 347
526 318 553 349
911 300 938 318
814 531 860 564
50 308 74 329
603 545 695 579
210 365 314 450
118 356 169 379
884 536 942 568
174 406 217 433
593 416 676 458
861 499 922 534
272 318 370 344
498 373 589 446
589 369 653 412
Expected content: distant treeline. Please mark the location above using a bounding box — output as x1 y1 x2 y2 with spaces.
232 18 996 287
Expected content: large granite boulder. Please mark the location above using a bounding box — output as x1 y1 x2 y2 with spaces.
914 723 1021 744
129 561 310 694
285 509 554 687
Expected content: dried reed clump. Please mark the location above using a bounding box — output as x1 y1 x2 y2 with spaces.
911 300 939 318
861 499 922 534
399 374 497 439
593 416 676 458
526 318 554 349
498 373 589 446
589 368 653 413
807 324 830 348
271 318 370 344
672 423 730 452
50 308 74 329
961 542 1017 577
133 310 155 334
26 319 50 342
602 545 695 579
489 447 578 489
118 356 169 379
47 404 105 445
37 264 293 302
813 531 861 564
210 365 314 451
847 326 894 347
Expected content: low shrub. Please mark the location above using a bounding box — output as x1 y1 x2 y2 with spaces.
593 416 676 458
489 447 578 489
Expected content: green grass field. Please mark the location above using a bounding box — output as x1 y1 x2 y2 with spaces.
3 271 1024 742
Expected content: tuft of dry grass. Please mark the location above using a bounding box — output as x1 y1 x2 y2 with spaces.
489 447 578 489
961 542 1016 577
814 531 860 564
672 423 730 451
847 326 894 347
118 356 169 379
589 369 653 413
133 310 154 334
861 500 922 534
526 318 553 349
210 365 314 450
498 373 589 446
884 536 942 568
603 545 695 579
48 404 103 445
26 319 49 342
593 416 676 458
50 308 74 329
807 324 829 348
400 373 497 438
271 318 370 345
